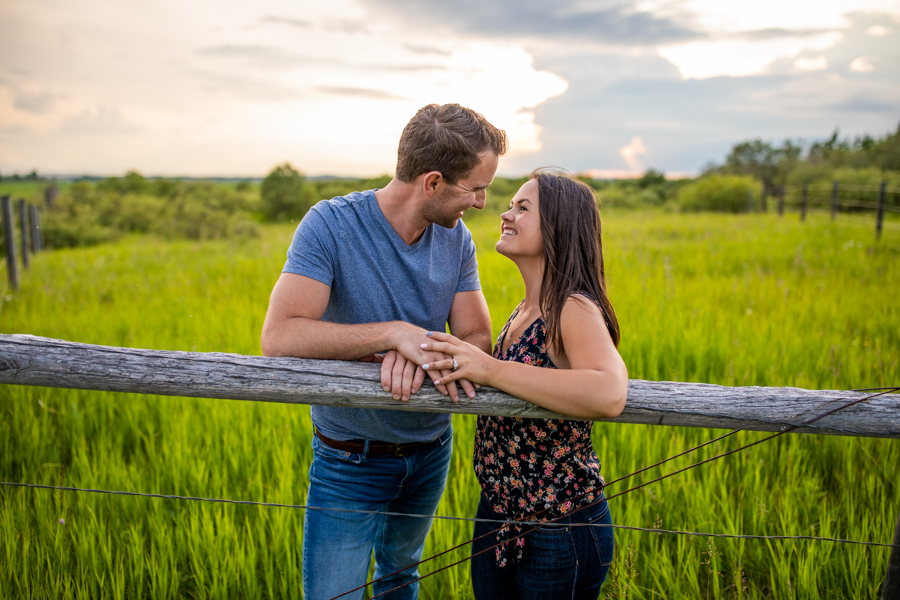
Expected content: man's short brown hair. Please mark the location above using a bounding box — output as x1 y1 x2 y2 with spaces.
395 104 508 184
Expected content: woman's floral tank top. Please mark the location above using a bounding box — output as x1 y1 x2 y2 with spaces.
473 297 606 566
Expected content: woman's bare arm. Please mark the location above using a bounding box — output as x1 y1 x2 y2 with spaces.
421 296 628 419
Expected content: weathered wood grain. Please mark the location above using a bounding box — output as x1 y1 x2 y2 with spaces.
1 334 897 438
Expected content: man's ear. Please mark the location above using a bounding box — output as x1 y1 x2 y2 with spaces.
421 171 443 198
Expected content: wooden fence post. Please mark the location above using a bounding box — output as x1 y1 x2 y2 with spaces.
747 189 754 213
800 183 808 221
29 205 43 253
17 199 28 270
778 186 785 216
882 504 900 599
2 195 19 291
876 180 886 239
831 181 839 220
43 184 58 208
761 185 767 213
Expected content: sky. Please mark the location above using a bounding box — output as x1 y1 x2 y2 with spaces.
1 0 898 178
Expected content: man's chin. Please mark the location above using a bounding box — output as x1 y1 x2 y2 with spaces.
434 217 461 229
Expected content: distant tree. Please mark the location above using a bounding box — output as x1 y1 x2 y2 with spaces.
714 139 801 188
807 129 849 165
873 122 900 171
98 170 150 195
637 169 666 189
261 162 311 222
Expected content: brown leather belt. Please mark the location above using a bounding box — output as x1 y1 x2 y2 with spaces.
315 429 434 457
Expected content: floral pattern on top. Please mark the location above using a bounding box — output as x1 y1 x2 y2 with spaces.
474 299 606 567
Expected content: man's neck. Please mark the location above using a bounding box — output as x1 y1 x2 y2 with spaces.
374 179 430 246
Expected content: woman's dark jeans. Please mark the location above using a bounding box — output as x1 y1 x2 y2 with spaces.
471 494 614 600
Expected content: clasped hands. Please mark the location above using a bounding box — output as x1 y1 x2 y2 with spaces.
359 326 487 403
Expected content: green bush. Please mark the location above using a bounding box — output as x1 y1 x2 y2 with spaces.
39 175 260 249
677 174 759 212
261 163 314 222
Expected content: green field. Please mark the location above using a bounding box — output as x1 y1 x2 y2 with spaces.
1 209 898 599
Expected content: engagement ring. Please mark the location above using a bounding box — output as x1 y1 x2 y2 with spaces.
452 359 459 371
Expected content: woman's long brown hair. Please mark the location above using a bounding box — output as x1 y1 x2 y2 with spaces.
533 169 621 353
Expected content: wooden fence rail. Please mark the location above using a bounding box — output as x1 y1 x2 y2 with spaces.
2 334 900 597
762 180 899 238
2 334 898 439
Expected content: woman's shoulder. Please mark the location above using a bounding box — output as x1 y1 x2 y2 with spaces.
564 292 603 316
558 292 612 344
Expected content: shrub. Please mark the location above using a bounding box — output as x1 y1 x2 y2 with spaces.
261 163 314 222
677 174 759 213
38 174 259 249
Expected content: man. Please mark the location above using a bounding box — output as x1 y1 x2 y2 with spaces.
261 103 507 599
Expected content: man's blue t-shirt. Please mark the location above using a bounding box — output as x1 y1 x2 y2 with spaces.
282 189 481 443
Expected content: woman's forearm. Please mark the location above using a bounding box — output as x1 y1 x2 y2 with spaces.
486 358 627 419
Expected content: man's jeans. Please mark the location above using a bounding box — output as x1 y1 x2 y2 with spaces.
302 425 453 600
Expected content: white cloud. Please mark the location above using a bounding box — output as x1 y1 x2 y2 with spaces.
619 136 647 173
794 56 829 71
0 0 567 176
850 56 876 71
655 0 896 79
867 25 892 36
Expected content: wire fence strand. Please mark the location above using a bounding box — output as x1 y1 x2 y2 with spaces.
2 387 897 600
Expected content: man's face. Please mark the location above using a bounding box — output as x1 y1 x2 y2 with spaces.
423 151 499 229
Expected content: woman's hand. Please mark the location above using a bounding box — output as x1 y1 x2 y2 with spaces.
420 331 497 387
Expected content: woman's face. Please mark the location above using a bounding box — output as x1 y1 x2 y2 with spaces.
495 179 543 260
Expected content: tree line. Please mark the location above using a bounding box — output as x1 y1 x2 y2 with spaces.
3 122 897 250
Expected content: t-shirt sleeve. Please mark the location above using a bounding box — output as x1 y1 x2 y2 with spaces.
282 204 338 287
456 223 481 293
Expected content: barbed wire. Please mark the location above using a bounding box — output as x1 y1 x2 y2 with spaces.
3 481 894 551
355 388 900 599
2 387 896 599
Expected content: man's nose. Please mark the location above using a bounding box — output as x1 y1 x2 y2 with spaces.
473 190 486 210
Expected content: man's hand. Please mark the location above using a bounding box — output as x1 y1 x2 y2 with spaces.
380 350 426 401
379 346 477 403
381 349 472 402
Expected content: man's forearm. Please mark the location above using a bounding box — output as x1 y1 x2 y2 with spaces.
458 329 493 355
262 318 415 360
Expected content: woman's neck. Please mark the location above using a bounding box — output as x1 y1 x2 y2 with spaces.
514 256 543 314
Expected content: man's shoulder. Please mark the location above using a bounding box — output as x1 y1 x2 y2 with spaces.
310 189 375 218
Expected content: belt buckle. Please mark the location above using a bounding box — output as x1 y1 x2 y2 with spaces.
394 442 420 457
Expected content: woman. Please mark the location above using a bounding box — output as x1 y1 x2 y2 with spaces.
421 170 628 599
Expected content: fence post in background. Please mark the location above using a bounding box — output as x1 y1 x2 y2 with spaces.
747 189 754 213
876 180 886 239
831 181 839 220
778 186 785 217
800 183 808 222
17 199 29 270
2 195 19 291
761 185 768 213
882 505 900 599
43 184 58 208
29 205 43 253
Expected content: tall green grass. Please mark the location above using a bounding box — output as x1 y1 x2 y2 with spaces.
1 210 898 598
